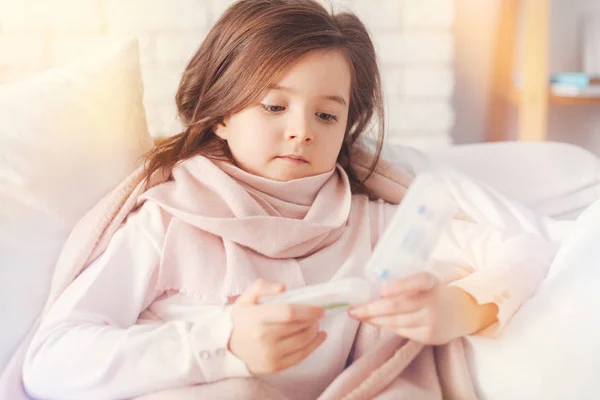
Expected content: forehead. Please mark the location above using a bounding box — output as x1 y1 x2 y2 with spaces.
273 49 352 98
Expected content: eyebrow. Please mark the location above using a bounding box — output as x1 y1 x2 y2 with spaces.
268 84 348 107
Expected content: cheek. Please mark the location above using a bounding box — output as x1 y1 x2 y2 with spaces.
324 129 346 157
226 117 277 159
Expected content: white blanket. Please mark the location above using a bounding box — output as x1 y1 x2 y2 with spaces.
465 198 600 399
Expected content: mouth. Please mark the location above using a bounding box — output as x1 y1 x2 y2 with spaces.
277 155 309 164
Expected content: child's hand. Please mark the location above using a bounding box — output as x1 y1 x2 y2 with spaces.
348 272 496 345
229 279 327 375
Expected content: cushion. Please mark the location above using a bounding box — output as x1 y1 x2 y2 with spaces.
0 39 154 372
428 141 600 220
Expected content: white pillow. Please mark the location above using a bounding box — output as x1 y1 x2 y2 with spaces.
0 39 154 372
465 199 600 399
428 142 600 220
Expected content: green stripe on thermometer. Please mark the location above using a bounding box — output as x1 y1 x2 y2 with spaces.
323 302 350 310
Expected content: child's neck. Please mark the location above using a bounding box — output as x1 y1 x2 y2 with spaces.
215 160 337 207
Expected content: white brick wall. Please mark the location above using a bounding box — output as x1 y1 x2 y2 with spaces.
0 0 455 149
0 0 104 32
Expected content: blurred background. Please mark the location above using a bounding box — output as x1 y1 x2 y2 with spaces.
1 0 600 154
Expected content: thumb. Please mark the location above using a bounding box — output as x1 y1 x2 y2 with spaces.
236 279 285 305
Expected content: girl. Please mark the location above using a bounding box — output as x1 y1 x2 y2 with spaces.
22 1 555 399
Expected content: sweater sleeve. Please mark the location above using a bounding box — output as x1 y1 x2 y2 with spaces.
23 204 250 400
381 202 557 336
436 218 557 335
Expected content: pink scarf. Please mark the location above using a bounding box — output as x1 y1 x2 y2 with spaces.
138 158 354 303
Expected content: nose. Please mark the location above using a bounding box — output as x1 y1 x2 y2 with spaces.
286 113 314 143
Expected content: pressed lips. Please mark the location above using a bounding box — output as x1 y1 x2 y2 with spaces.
277 154 309 164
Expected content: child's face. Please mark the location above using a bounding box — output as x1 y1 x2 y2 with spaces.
215 49 351 182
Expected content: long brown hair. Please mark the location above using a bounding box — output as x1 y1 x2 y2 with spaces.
144 0 385 195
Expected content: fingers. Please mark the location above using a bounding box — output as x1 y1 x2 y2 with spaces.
349 295 422 319
278 330 327 370
361 310 442 345
276 323 321 355
364 309 427 329
375 324 444 346
269 320 315 338
236 279 285 305
260 303 325 324
380 272 438 298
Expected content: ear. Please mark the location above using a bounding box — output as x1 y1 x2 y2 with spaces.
213 117 229 140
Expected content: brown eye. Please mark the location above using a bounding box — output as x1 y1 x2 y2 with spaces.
261 104 286 113
317 112 337 122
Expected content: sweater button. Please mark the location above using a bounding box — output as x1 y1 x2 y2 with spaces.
199 350 211 360
215 347 226 357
